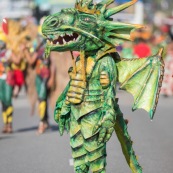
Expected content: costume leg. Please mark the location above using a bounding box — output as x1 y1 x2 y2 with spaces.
1 79 13 133
89 145 106 173
0 79 6 124
3 105 13 125
81 109 107 173
38 99 48 122
114 103 142 173
75 163 89 173
36 75 49 122
70 109 108 173
2 104 7 124
70 113 89 173
1 104 8 133
36 75 49 133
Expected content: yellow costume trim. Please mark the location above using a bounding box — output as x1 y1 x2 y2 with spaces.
8 116 13 123
0 31 7 43
11 61 26 71
39 101 46 119
80 50 86 82
2 112 7 124
6 106 13 116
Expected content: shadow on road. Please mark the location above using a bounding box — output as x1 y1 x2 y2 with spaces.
0 135 13 140
16 125 59 133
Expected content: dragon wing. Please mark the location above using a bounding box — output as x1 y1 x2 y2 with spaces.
116 48 164 119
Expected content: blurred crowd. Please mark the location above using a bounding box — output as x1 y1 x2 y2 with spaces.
0 2 173 135
0 17 74 134
117 23 173 97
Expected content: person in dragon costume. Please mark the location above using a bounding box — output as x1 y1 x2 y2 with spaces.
42 0 164 172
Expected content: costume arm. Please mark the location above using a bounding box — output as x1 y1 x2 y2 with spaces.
54 82 71 135
93 55 117 144
24 49 38 65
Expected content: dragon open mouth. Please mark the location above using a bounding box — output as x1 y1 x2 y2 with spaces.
47 32 79 46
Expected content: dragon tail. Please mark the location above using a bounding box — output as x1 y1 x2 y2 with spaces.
114 113 143 173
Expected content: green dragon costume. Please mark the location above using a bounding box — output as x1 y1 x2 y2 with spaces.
42 0 164 172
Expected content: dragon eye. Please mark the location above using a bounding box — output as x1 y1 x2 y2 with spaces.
84 17 90 22
79 14 96 24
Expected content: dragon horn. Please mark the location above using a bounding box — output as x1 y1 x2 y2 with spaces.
157 47 164 57
104 0 138 18
100 4 107 13
98 0 114 7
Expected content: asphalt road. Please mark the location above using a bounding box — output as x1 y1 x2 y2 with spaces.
0 91 173 173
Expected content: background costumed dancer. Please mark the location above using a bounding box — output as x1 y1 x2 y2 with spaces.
0 29 14 133
0 18 38 133
24 31 55 134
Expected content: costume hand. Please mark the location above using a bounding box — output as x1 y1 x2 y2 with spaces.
58 102 71 136
59 114 70 136
93 113 115 145
47 78 54 88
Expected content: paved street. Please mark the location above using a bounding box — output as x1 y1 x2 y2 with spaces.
0 91 173 173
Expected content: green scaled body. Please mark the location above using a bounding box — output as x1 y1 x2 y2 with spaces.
42 0 164 172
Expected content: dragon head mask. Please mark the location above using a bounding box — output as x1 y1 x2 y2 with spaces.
42 0 143 57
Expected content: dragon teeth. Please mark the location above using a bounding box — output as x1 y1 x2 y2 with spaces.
67 32 73 36
63 38 66 44
49 32 79 45
55 35 59 39
48 40 53 45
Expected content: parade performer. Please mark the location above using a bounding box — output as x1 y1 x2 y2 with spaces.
0 31 14 133
2 18 31 97
24 33 55 134
0 18 34 133
8 19 27 97
42 0 164 172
